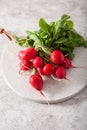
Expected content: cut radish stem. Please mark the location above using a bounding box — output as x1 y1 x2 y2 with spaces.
22 48 37 61
0 28 13 40
50 50 64 65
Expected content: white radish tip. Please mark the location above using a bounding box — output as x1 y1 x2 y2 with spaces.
40 91 50 105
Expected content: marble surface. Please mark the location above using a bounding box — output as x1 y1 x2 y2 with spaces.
0 0 87 130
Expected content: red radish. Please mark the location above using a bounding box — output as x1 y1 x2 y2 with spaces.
22 48 37 61
56 66 66 79
43 63 54 76
63 57 72 69
29 74 44 94
50 50 64 65
33 56 44 68
63 57 87 69
18 50 25 60
29 74 49 104
37 67 43 74
20 60 32 71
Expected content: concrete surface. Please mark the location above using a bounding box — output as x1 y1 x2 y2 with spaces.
0 0 87 130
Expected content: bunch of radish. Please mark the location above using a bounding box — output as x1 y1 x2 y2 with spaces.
18 47 86 97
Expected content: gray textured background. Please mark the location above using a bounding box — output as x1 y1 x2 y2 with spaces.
0 0 87 130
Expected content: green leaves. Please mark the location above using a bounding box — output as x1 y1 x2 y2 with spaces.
15 14 87 60
26 30 44 46
52 14 72 40
66 20 73 29
29 34 43 46
39 18 51 34
14 36 26 46
84 40 87 47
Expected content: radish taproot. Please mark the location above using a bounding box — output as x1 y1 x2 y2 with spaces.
50 50 64 65
22 48 37 61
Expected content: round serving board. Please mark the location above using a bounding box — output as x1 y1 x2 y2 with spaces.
1 40 87 103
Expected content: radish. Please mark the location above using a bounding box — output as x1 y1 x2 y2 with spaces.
18 50 25 60
29 74 49 104
30 74 43 90
63 57 87 69
20 60 32 71
22 48 37 61
29 74 44 95
63 57 72 69
50 50 64 65
37 67 43 75
43 63 54 76
33 56 44 68
56 66 67 79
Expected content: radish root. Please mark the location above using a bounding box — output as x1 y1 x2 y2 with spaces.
72 65 87 69
40 91 50 105
51 74 70 82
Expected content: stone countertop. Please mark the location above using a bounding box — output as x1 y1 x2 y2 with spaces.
0 0 87 130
